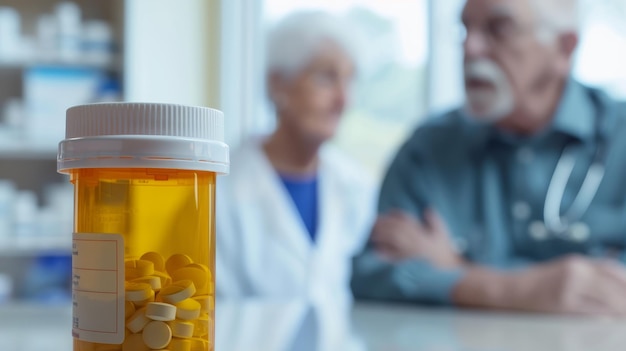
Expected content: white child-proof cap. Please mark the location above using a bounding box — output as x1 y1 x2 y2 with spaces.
57 103 229 174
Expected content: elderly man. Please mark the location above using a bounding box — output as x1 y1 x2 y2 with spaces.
352 0 626 315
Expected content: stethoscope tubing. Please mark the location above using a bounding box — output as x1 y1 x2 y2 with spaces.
543 145 605 238
541 88 611 242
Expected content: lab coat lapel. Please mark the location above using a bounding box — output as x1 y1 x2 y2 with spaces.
241 144 312 264
312 157 344 273
315 163 336 254
306 154 356 303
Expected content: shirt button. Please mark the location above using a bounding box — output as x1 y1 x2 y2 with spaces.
529 221 549 241
517 147 534 164
569 222 590 242
512 201 531 220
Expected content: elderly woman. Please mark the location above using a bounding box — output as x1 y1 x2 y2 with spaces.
216 11 375 303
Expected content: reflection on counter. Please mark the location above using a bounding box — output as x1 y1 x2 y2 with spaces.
216 299 364 351
0 303 72 351
353 303 626 351
3 299 626 351
214 299 626 351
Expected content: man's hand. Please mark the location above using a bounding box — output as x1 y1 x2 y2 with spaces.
510 256 626 315
455 255 626 316
370 208 464 268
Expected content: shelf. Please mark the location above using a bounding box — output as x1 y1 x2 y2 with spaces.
0 56 121 71
0 237 71 257
0 135 59 160
0 148 57 160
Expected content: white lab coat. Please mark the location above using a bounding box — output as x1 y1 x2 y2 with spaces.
216 137 375 303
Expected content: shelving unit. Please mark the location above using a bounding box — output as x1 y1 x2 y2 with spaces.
0 0 123 209
0 0 218 303
0 0 124 302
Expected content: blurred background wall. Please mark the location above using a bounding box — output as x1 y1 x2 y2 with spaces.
0 0 624 304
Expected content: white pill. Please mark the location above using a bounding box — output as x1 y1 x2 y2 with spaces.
171 266 207 293
140 251 165 272
125 259 155 280
133 289 155 307
169 320 195 338
160 280 196 304
142 321 172 350
165 254 193 276
125 282 153 302
126 308 150 333
192 295 212 314
153 271 172 288
145 302 177 321
175 298 201 321
132 275 162 291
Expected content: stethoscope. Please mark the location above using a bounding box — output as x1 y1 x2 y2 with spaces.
528 98 608 243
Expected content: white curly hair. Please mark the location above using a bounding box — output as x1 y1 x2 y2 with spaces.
264 10 360 78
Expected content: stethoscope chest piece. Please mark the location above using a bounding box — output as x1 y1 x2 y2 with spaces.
528 220 590 242
529 220 549 241
568 222 591 242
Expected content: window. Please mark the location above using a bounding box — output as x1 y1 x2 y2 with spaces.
575 0 626 98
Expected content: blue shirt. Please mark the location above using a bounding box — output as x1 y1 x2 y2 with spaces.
352 80 626 304
280 174 319 242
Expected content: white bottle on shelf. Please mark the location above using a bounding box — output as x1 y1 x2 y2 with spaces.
13 190 38 247
0 180 15 246
82 20 114 65
0 274 12 303
0 6 22 62
2 98 24 143
42 183 73 242
55 2 82 62
36 14 58 62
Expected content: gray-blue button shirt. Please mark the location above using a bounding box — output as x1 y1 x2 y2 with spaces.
352 80 626 304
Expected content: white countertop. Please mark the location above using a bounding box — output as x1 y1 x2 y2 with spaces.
0 303 72 351
2 300 625 351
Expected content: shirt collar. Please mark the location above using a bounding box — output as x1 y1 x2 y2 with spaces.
550 78 596 144
463 115 493 153
465 78 596 153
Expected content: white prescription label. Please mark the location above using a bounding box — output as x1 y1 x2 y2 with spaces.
72 233 125 344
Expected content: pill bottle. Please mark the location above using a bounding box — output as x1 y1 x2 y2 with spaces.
58 103 229 351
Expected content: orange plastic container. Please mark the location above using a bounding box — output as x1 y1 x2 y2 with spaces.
58 103 229 351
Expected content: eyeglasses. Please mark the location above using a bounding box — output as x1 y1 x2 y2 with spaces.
459 15 537 47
